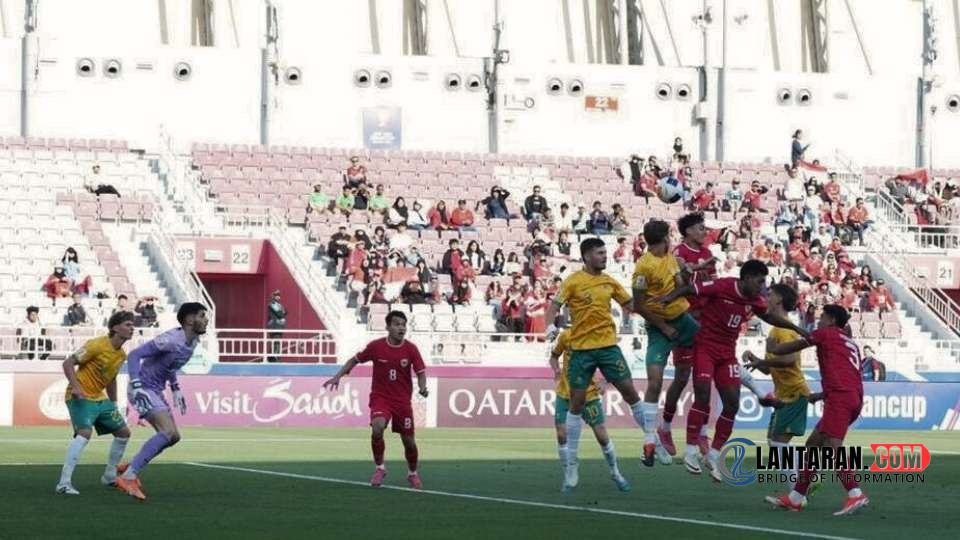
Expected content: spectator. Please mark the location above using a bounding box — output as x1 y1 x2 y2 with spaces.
554 203 574 233
353 186 370 211
44 265 73 300
134 297 159 327
742 180 768 213
464 240 486 271
791 129 810 166
803 184 822 231
856 265 874 292
64 292 91 326
635 171 659 203
571 203 590 234
770 243 785 267
752 238 773 264
846 198 871 246
485 281 505 318
111 295 130 316
371 226 390 253
307 184 330 215
867 279 895 312
347 258 371 296
326 226 352 273
784 166 805 201
415 259 433 287
386 197 409 228
335 186 356 216
610 204 629 235
61 247 92 296
523 280 548 339
407 200 429 230
861 347 886 381
774 201 799 234
345 155 368 187
504 252 523 275
17 306 51 360
822 172 841 204
814 224 832 247
588 201 611 235
484 249 506 276
556 231 572 257
364 274 389 306
691 182 719 218
441 239 463 277
672 137 684 158
632 233 647 261
725 179 743 215
448 279 473 306
801 250 824 282
646 156 663 178
523 185 549 220
354 229 373 250
530 255 554 282
450 199 476 230
401 280 431 305
625 154 644 188
499 283 525 337
389 223 414 254
612 236 630 264
427 200 452 230
266 290 287 362
368 184 390 215
85 164 120 197
479 186 511 220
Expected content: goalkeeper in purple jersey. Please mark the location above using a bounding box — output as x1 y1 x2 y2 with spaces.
116 303 208 501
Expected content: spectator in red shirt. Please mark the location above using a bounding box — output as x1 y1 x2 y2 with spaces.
636 173 659 203
832 202 848 235
839 280 860 311
742 180 767 213
867 279 895 312
500 284 525 338
44 265 73 300
752 238 773 264
788 237 809 268
450 199 475 230
427 200 452 230
802 251 824 282
345 155 368 188
846 197 870 245
632 233 646 261
613 237 631 264
822 172 841 203
770 243 785 267
691 182 719 218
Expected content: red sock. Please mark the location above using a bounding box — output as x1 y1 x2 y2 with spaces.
795 465 816 495
663 401 677 424
404 445 419 472
686 407 708 445
710 413 735 450
371 436 385 466
837 468 859 491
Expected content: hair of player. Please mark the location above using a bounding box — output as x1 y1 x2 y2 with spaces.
642 219 671 246
769 283 798 312
107 310 135 336
579 237 605 258
739 259 769 279
822 304 850 328
177 302 207 325
385 310 408 326
676 212 705 238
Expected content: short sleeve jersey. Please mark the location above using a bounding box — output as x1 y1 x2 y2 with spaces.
552 330 601 401
808 327 864 397
632 252 689 320
766 327 810 402
674 242 717 311
355 338 426 402
65 336 126 402
556 271 631 351
694 278 768 352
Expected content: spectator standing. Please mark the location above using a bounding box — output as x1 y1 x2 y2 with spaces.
861 347 886 381
672 137 684 157
345 155 368 187
64 293 91 326
523 281 548 339
427 200 452 230
791 129 810 166
450 199 476 231
499 283 525 337
266 290 287 363
523 185 549 221
407 200 429 230
784 166 805 201
308 184 330 215
441 239 464 278
17 306 51 360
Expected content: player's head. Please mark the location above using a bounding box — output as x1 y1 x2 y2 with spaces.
768 283 798 313
642 220 671 251
177 302 209 335
385 310 407 342
677 212 706 244
738 259 769 298
107 310 136 339
579 237 607 271
819 304 850 330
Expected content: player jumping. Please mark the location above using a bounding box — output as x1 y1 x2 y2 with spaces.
56 311 137 495
763 304 869 515
658 212 717 457
652 260 807 481
631 219 700 466
116 302 208 501
544 237 646 491
550 328 630 492
323 310 428 489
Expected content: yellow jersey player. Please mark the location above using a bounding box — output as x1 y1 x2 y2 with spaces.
56 311 136 495
544 237 644 492
550 329 630 493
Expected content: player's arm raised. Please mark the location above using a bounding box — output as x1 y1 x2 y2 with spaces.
766 337 812 357
756 311 809 338
323 356 360 391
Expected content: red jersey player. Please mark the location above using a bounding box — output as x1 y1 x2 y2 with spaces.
659 212 718 457
653 260 807 481
763 304 869 516
323 310 428 489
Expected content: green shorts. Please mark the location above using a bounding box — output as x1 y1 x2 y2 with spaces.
555 397 605 427
644 313 699 366
768 395 809 438
568 346 630 389
66 398 126 436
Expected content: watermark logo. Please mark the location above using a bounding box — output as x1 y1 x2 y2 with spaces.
870 444 931 472
716 438 757 486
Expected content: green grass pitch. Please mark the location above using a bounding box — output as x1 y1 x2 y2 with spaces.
1 427 958 540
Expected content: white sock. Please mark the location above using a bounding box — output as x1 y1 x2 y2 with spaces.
740 369 762 396
642 402 658 443
557 443 568 468
848 487 862 498
789 490 806 504
685 444 700 458
700 424 709 437
707 448 719 462
104 437 129 477
662 420 672 431
564 413 583 462
629 401 645 430
59 435 89 485
376 464 386 470
769 440 793 491
601 442 620 476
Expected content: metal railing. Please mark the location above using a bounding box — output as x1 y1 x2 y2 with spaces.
216 328 338 363
0 326 166 361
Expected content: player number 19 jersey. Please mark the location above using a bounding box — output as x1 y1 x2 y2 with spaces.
354 338 426 402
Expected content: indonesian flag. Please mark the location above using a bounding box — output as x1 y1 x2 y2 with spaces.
895 168 929 186
797 160 828 173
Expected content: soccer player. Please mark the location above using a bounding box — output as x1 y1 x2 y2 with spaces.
652 260 807 481
323 310 428 489
742 283 817 491
631 220 700 466
56 311 137 495
763 304 869 516
550 328 630 492
544 237 646 490
659 212 717 457
115 302 208 501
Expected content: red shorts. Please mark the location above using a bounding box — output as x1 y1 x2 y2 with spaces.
816 392 863 440
672 346 694 367
692 344 740 388
369 395 415 436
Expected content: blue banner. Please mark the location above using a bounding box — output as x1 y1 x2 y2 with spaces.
362 106 402 149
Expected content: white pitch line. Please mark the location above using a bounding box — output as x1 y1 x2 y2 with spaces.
184 461 861 540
